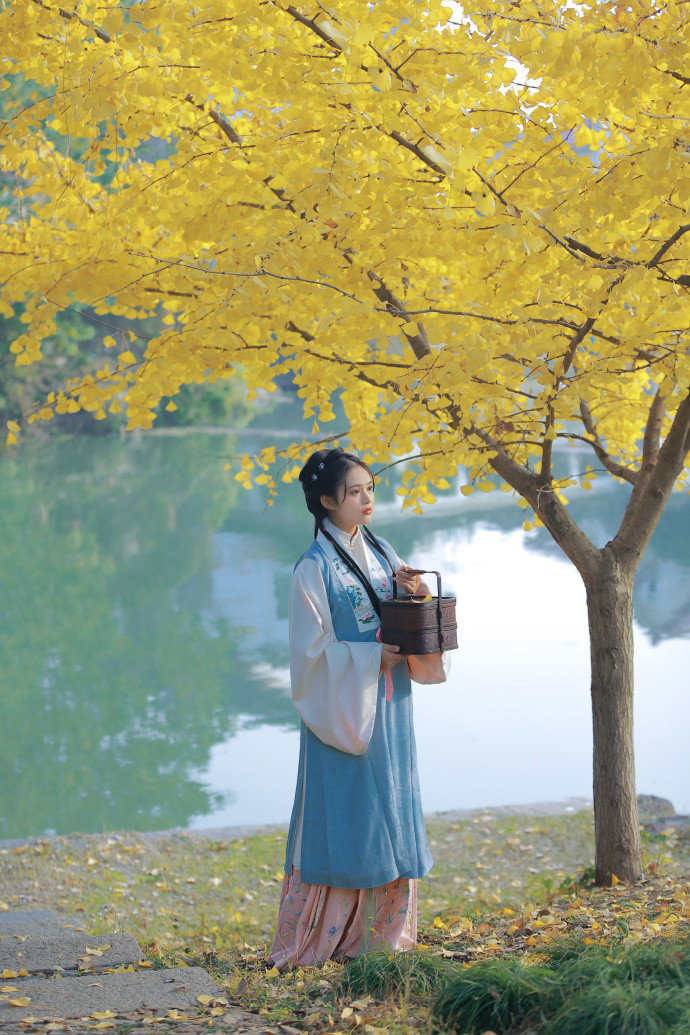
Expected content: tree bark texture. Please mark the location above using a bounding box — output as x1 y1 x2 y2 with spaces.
479 393 690 886
586 548 643 884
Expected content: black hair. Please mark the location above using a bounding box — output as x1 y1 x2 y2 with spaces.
299 448 375 538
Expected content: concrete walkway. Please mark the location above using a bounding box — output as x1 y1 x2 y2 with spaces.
0 910 273 1034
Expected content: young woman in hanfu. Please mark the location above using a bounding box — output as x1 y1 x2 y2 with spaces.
269 448 448 970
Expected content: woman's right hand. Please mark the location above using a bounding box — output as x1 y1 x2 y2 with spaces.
379 642 404 674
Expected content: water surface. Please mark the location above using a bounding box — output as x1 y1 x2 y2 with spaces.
2 410 688 839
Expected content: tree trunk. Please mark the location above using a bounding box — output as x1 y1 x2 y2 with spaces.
586 548 642 884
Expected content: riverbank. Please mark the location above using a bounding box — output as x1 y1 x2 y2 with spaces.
2 802 688 1034
0 796 595 853
2 800 688 956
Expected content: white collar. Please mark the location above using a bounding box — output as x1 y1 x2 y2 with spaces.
323 516 362 550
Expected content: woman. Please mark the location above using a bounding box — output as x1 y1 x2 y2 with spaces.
269 448 448 970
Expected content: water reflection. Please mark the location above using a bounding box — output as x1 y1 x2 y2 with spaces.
2 426 689 840
1 435 261 837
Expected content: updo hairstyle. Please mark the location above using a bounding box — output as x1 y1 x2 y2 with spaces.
299 448 375 538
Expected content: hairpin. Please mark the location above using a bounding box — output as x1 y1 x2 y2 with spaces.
318 462 325 470
311 472 318 481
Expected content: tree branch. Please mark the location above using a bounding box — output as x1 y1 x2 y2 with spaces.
367 272 430 358
615 390 690 566
284 5 344 50
641 389 665 471
183 95 242 145
562 317 596 375
30 0 112 42
540 403 554 484
646 223 690 269
662 68 690 86
579 400 638 485
465 419 601 582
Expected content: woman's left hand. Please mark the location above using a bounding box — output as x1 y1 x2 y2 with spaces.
393 566 423 595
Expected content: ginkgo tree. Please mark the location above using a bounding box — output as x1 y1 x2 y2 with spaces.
2 0 689 883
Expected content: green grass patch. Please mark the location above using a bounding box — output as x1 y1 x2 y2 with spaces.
432 932 690 1034
546 982 690 1035
336 947 454 999
431 956 559 1033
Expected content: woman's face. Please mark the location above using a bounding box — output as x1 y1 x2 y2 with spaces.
322 464 375 533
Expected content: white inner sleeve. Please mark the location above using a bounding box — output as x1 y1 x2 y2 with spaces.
288 557 381 756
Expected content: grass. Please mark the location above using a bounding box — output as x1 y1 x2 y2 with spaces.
431 956 559 1032
336 948 455 1000
431 930 690 1034
1 810 688 1033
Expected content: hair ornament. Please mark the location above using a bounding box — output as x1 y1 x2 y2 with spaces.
311 472 318 481
318 462 325 470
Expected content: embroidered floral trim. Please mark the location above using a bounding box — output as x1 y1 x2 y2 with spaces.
319 535 393 632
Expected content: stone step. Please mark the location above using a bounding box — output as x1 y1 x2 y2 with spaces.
0 930 142 974
0 966 225 1022
0 910 77 934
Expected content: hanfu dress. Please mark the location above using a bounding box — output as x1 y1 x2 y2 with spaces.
269 518 448 969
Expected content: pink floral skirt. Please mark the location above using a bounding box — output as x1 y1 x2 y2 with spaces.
269 868 416 970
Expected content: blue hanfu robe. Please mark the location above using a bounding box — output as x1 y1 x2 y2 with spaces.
283 521 446 890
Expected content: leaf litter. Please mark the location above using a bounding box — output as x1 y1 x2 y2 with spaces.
0 810 687 1033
